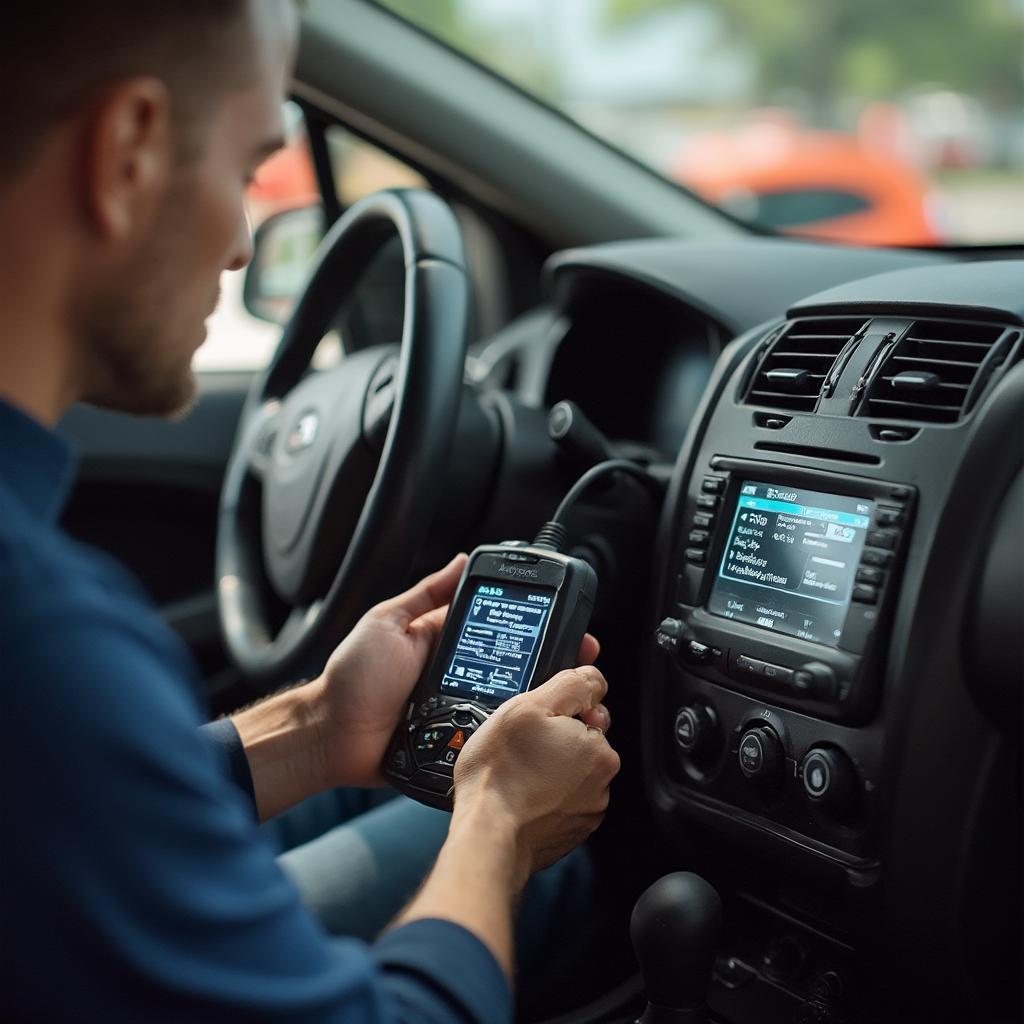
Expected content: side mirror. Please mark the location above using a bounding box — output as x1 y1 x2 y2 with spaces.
243 204 324 324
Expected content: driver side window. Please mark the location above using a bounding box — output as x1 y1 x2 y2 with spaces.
194 105 427 374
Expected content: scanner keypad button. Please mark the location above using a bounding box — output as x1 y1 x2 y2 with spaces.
413 724 454 766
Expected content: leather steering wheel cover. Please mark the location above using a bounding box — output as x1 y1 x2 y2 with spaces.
217 189 469 684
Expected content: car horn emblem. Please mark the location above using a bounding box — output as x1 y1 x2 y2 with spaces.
285 411 319 455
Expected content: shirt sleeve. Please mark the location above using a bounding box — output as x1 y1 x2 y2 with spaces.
4 608 511 1024
199 716 257 817
374 920 511 1022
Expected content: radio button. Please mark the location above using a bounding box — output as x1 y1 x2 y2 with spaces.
735 654 765 678
685 547 707 566
852 583 879 604
735 655 794 686
655 617 688 655
855 566 884 585
874 507 903 528
866 528 898 550
696 494 720 510
701 476 725 494
684 640 712 664
793 662 839 701
860 548 893 568
761 662 794 685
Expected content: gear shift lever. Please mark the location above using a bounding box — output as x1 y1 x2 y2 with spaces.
631 872 723 1023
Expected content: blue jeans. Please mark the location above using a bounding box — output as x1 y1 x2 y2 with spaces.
262 788 593 991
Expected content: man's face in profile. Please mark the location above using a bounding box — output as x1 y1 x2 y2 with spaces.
78 0 296 418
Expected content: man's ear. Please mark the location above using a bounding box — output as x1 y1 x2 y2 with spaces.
82 77 173 240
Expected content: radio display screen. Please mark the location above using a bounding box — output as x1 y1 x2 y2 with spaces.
706 480 874 647
438 582 554 703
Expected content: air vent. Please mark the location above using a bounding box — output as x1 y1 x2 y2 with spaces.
860 319 1009 424
745 318 866 412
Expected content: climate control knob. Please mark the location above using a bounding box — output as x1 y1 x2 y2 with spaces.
673 704 719 760
738 725 785 784
801 746 858 818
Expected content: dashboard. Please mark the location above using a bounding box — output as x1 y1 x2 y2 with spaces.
478 240 1023 1022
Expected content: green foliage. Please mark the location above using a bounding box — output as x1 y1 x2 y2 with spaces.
603 0 1024 116
377 0 466 44
374 0 561 99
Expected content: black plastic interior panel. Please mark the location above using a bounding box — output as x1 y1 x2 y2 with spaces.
59 373 249 491
790 258 1024 323
61 482 218 608
546 238 947 337
966 469 1023 742
544 276 720 456
57 375 249 683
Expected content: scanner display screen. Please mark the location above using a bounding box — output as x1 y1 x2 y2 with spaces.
439 582 554 703
707 480 874 647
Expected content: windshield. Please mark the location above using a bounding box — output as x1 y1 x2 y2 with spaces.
376 0 1024 247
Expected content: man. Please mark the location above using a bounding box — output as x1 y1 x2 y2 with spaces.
1 2 620 1020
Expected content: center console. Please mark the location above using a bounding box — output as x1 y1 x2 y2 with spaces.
641 262 1023 1020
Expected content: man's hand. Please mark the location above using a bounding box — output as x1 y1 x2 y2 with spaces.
307 553 468 788
391 665 620 977
232 555 468 819
232 554 607 820
452 666 620 881
310 554 608 790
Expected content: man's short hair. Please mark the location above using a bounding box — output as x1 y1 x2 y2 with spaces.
0 1 257 182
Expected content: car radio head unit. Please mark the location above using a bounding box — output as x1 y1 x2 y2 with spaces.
707 480 874 648
666 458 915 723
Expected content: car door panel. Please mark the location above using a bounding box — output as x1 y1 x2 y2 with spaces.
59 373 251 684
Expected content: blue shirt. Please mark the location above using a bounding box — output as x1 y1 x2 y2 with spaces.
0 398 509 1023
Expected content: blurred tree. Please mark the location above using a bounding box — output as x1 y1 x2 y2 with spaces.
603 0 1024 123
379 0 466 44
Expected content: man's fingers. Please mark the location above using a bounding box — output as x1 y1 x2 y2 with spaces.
531 665 608 717
577 633 600 666
579 703 611 733
408 604 449 645
381 553 468 627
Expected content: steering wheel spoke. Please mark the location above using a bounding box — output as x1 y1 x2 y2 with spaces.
242 400 283 482
275 601 324 652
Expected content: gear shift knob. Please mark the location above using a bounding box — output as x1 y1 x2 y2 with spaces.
631 872 723 1023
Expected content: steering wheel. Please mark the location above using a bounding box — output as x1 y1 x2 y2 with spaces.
217 189 470 688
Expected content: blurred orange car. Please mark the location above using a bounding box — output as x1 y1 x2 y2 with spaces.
674 114 943 247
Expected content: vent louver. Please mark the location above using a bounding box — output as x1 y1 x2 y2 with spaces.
860 319 1009 424
745 318 866 412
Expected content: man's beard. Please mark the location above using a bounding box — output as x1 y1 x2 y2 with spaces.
75 187 206 419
